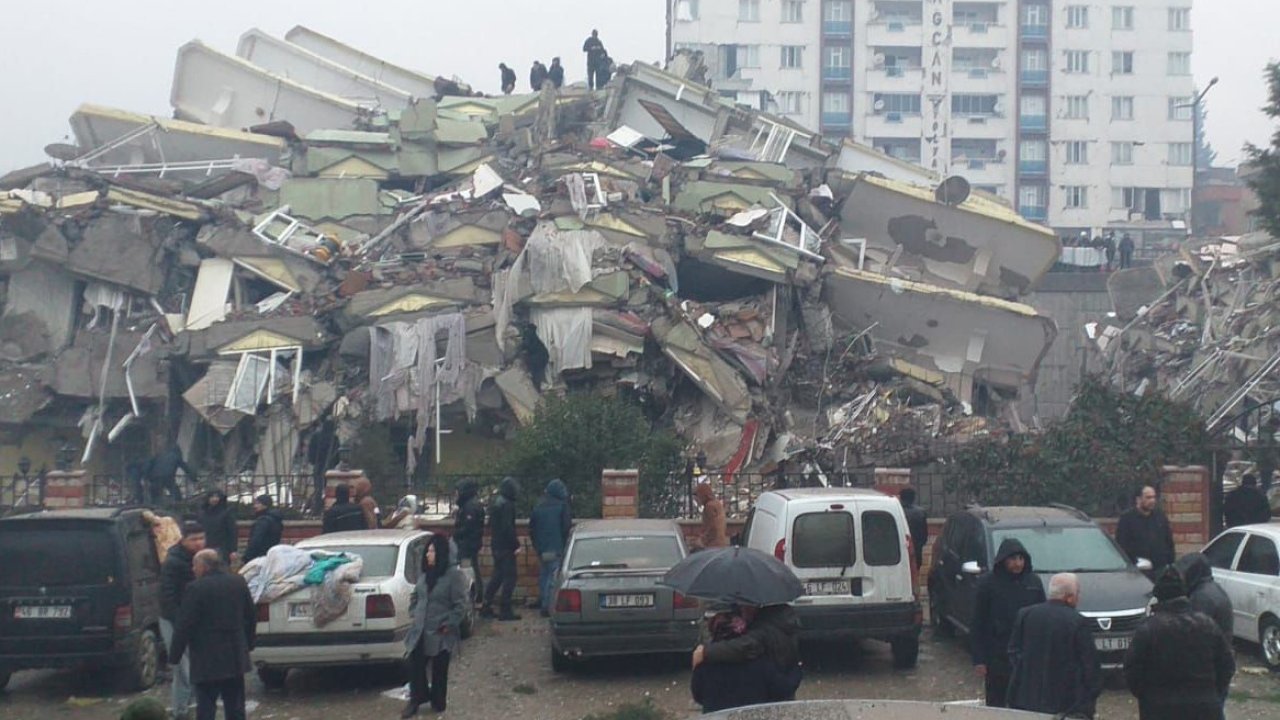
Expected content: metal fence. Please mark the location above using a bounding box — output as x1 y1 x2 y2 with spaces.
0 474 44 514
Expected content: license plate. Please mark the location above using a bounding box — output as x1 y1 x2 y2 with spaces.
805 579 852 596
15 605 72 620
287 602 312 620
1095 635 1131 652
600 593 654 609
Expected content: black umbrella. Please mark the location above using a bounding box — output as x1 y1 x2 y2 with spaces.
660 546 804 607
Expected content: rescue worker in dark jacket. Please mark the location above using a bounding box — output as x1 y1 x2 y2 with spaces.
971 538 1046 708
453 479 485 601
1007 573 1103 718
242 495 284 564
197 490 237 564
1176 552 1234 640
1224 473 1272 528
498 63 516 95
148 444 196 505
481 477 521 620
547 57 565 88
1124 566 1235 720
899 486 928 570
322 484 368 534
691 604 802 712
529 478 572 616
169 550 256 720
1116 485 1176 575
160 522 205 720
530 60 548 91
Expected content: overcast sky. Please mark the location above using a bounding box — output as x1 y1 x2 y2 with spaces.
0 1 1274 169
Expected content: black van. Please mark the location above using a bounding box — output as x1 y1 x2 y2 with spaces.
0 508 163 691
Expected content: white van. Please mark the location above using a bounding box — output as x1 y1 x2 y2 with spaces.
741 488 922 668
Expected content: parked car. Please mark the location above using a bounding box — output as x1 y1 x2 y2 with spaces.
0 508 164 691
928 506 1153 669
1201 521 1280 668
251 529 475 688
739 488 922 668
549 519 701 672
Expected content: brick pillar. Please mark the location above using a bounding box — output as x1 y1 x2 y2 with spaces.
602 469 639 519
43 470 87 509
1161 465 1211 557
874 468 912 496
323 469 368 510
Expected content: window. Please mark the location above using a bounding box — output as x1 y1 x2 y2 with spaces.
823 91 851 113
825 0 851 22
674 0 699 21
1112 95 1135 121
1065 141 1088 165
225 348 299 413
862 511 903 566
1065 185 1089 208
0 528 118 586
403 538 425 583
738 44 760 68
875 138 921 162
1168 52 1191 76
1022 3 1047 26
1065 95 1089 119
826 46 851 69
1237 535 1280 576
990 528 1129 573
1020 139 1047 161
1204 532 1246 570
776 91 805 115
1065 5 1088 28
1020 184 1047 208
1169 7 1191 31
1021 48 1047 71
782 0 804 23
1169 96 1193 120
953 138 999 160
1112 6 1134 30
1163 187 1192 213
792 512 854 568
875 92 922 114
1168 142 1193 166
1112 141 1135 165
1065 50 1090 74
739 0 760 22
1020 94 1046 117
952 94 1000 116
568 536 683 570
1112 51 1134 75
781 45 804 69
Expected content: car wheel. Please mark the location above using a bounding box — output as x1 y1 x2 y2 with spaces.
550 647 572 674
257 666 289 690
1261 616 1280 670
891 635 920 670
928 584 953 638
118 627 160 691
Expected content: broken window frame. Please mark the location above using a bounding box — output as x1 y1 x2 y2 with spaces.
252 206 331 262
749 118 810 164
223 347 302 413
752 193 825 258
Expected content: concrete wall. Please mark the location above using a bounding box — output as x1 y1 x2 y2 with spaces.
1021 272 1112 422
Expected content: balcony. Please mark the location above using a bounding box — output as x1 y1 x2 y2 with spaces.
1018 205 1047 221
822 112 852 128
1019 114 1047 132
1018 159 1047 175
868 21 923 46
822 66 853 82
1020 23 1048 39
1020 69 1048 86
823 20 853 35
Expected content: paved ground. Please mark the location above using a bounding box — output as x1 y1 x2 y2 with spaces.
3 617 1278 720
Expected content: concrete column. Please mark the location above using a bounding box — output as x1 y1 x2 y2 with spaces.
1160 465 1211 556
601 469 639 519
874 468 912 497
43 470 87 509
323 469 368 510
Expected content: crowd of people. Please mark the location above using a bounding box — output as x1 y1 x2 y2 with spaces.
498 30 613 95
1060 229 1136 271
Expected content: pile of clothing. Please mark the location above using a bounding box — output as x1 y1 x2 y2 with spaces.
240 545 365 627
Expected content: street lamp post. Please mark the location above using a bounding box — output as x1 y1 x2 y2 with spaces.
1189 77 1220 236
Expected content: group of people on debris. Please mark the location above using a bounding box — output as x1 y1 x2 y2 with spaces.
1061 230 1136 271
497 30 613 95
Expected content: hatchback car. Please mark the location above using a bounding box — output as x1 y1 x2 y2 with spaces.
0 508 164 691
549 519 701 672
929 506 1153 669
1201 522 1280 668
251 529 475 688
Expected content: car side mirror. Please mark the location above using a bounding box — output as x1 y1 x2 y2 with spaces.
1135 558 1153 571
961 561 982 575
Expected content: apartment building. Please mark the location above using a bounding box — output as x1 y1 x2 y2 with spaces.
667 0 1197 234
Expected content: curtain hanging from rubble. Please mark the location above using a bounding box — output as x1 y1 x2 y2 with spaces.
495 223 606 353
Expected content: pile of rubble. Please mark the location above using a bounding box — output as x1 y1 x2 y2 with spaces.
0 27 1063 492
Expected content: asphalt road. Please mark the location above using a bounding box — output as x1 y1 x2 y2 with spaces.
3 618 1278 720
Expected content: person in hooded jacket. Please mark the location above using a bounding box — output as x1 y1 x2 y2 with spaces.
692 482 728 550
242 495 284 564
198 489 238 564
691 604 802 712
971 538 1046 707
529 479 572 616
351 477 381 529
322 484 368 534
1176 552 1234 640
401 534 469 718
453 479 485 602
1124 566 1235 720
481 477 522 621
1224 473 1272 528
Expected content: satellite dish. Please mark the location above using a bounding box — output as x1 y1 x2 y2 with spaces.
991 56 1003 69
873 99 886 111
873 53 886 67
935 176 971 206
44 143 81 162
993 101 1005 114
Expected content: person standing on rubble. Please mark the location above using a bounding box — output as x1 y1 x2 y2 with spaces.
1103 232 1117 272
1119 232 1135 269
583 30 606 90
1116 485 1175 577
548 57 565 88
530 60 548 92
453 479 486 603
481 477 522 621
498 63 516 95
1224 472 1272 527
595 53 615 90
148 443 197 506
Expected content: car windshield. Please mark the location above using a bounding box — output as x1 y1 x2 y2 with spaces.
305 545 400 577
569 536 682 571
990 526 1130 573
0 527 117 587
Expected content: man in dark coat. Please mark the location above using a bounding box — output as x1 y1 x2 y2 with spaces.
1116 485 1175 575
169 550 256 720
1118 232 1135 269
322 484 367 534
530 61 548 92
453 479 486 602
1224 473 1272 528
1124 566 1235 720
242 495 284 564
899 486 928 570
160 522 205 720
691 604 802 712
498 63 516 95
148 444 196 506
1007 573 1103 718
197 490 237 564
582 30 606 89
1176 552 1234 639
547 57 565 88
481 477 521 621
529 479 572 616
971 538 1046 707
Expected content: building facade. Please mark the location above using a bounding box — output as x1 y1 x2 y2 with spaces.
668 0 1197 235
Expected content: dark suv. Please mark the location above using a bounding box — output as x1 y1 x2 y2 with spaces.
928 506 1153 669
0 508 164 691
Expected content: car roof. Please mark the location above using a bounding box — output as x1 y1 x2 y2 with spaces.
764 488 892 501
571 519 682 538
296 529 427 547
1228 522 1280 538
963 506 1095 528
0 507 143 524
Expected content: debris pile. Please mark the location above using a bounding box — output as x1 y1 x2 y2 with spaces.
0 27 1062 494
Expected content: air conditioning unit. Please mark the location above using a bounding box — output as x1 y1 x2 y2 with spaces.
888 21 905 32
968 160 987 170
888 66 905 77
969 69 988 79
887 112 903 123
970 23 989 33
968 116 988 124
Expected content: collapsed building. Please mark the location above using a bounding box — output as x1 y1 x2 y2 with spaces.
0 27 1062 504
